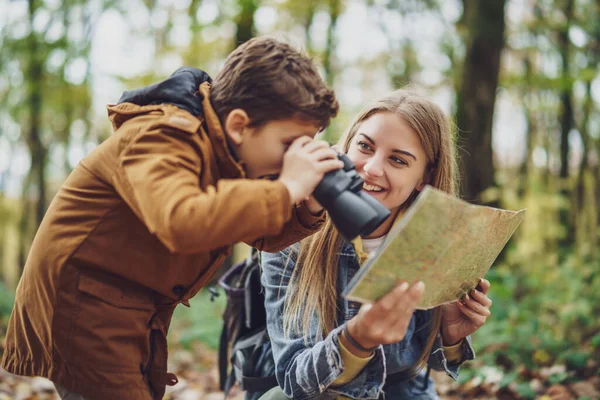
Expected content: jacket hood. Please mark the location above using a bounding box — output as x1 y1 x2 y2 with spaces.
117 67 212 117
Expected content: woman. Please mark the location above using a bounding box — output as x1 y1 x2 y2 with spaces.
256 89 492 399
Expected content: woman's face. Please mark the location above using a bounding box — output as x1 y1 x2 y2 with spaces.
347 111 429 229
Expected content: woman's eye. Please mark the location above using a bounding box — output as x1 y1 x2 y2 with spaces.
391 156 408 166
357 141 372 151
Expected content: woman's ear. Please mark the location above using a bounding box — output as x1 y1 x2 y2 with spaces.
224 109 251 145
417 168 434 191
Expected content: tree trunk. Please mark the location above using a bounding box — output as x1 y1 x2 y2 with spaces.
235 0 258 46
27 0 47 227
518 55 536 199
557 0 575 248
575 82 592 209
303 0 316 54
558 0 574 181
18 171 33 273
187 0 203 67
574 2 599 255
320 0 340 143
455 0 506 204
323 0 340 87
17 0 48 273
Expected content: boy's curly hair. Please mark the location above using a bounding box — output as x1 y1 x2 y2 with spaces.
210 37 339 130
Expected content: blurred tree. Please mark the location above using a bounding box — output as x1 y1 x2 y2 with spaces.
572 0 600 257
375 0 439 87
323 0 341 86
302 0 317 54
235 0 258 45
517 54 537 199
0 0 110 277
557 0 575 247
24 0 47 230
270 0 343 140
455 0 507 204
0 1 598 385
185 0 205 67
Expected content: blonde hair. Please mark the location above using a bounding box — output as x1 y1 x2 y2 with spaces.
283 87 458 376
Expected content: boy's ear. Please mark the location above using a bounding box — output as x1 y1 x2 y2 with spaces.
224 109 251 145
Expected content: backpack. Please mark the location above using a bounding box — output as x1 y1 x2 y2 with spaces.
217 248 278 398
215 248 426 398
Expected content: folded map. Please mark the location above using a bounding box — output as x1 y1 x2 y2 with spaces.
343 185 526 309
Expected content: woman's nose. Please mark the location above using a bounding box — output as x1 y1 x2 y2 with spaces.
363 157 383 178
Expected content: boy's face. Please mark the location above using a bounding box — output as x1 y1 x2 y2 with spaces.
225 111 321 179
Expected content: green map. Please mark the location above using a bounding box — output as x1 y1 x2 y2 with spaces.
343 185 526 309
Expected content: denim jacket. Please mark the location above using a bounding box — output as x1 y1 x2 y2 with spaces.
255 243 475 400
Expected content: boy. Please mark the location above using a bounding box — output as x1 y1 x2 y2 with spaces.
2 37 342 400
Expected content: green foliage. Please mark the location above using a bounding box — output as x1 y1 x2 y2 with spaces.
498 370 520 388
547 371 570 385
515 382 537 399
591 333 600 349
456 368 476 385
0 281 15 317
0 1 598 391
559 352 590 370
169 288 226 351
459 176 600 386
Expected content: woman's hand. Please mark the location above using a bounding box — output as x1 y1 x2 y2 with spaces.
441 278 492 345
344 281 424 357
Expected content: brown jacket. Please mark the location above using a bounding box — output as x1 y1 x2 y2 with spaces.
2 82 324 399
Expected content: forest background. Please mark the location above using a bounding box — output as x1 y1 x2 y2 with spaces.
0 0 599 399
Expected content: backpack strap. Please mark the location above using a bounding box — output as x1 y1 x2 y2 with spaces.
218 256 250 396
243 248 261 329
423 366 431 390
233 329 278 393
218 323 229 391
223 369 237 399
239 375 279 393
219 247 266 398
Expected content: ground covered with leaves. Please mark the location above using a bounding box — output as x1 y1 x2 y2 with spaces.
0 279 598 400
0 340 598 400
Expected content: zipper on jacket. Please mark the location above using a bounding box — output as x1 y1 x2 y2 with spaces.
142 329 160 375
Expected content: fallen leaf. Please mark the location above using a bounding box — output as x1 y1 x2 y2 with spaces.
569 380 600 398
546 384 575 400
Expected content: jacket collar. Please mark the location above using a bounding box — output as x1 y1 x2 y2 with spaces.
117 66 211 116
111 66 246 180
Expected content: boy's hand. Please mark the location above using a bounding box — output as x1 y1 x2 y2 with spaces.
343 281 425 357
303 196 323 214
278 137 343 204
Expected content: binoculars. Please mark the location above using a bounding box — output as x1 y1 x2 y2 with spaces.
313 153 391 242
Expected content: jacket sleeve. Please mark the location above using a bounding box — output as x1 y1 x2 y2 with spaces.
261 249 385 400
112 116 298 254
414 310 476 379
248 204 326 252
427 334 476 379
